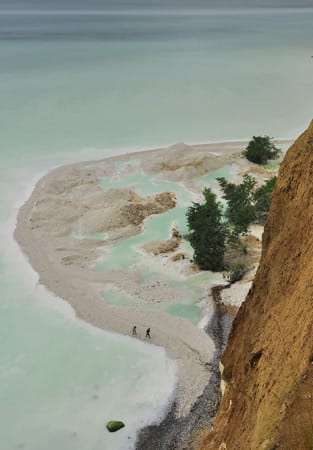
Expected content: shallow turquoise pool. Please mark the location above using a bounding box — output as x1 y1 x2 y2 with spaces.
97 164 225 325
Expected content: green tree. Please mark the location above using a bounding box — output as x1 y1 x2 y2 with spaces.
243 136 281 164
253 176 277 223
186 188 226 271
185 176 277 273
217 174 257 235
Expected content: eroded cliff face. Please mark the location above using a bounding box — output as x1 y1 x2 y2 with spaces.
200 121 313 450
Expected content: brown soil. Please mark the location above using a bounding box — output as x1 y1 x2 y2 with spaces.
120 192 176 226
143 237 180 255
171 253 187 262
199 120 313 450
159 160 204 172
142 226 181 255
224 233 262 267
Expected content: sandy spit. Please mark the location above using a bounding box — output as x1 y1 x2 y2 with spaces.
14 139 292 418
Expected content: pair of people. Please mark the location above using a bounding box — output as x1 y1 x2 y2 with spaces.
132 326 151 338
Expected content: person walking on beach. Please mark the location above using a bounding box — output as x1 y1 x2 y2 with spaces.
145 327 151 339
132 325 137 336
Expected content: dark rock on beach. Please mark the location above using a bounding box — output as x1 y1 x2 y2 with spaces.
106 420 125 432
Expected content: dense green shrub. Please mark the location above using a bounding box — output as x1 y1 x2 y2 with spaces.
224 263 248 283
185 175 277 273
243 136 281 164
186 188 226 271
217 174 277 231
253 176 277 224
217 174 257 235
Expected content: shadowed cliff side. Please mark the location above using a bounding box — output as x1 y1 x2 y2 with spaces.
200 120 313 450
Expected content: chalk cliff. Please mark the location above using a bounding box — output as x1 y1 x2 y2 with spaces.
200 120 313 450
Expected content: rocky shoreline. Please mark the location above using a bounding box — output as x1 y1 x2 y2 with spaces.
135 284 235 450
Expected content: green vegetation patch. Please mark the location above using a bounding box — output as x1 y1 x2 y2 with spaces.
186 188 226 271
185 174 277 273
224 263 248 283
243 135 281 165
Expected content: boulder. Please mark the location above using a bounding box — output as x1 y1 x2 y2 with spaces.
106 420 125 432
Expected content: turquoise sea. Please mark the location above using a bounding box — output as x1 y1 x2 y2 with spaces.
1 4 313 449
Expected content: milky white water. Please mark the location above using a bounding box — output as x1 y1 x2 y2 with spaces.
0 155 177 450
1 4 313 449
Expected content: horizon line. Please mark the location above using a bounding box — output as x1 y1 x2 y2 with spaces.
0 7 313 16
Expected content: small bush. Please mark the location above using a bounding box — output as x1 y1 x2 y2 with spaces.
224 263 248 283
243 136 281 165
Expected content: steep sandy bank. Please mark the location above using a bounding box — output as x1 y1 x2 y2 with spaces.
200 121 313 449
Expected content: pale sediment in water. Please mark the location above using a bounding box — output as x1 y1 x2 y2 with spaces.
14 140 290 419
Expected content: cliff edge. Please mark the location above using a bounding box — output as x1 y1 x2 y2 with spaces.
200 120 313 450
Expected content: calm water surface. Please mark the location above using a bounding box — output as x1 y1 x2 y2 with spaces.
1 5 312 449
